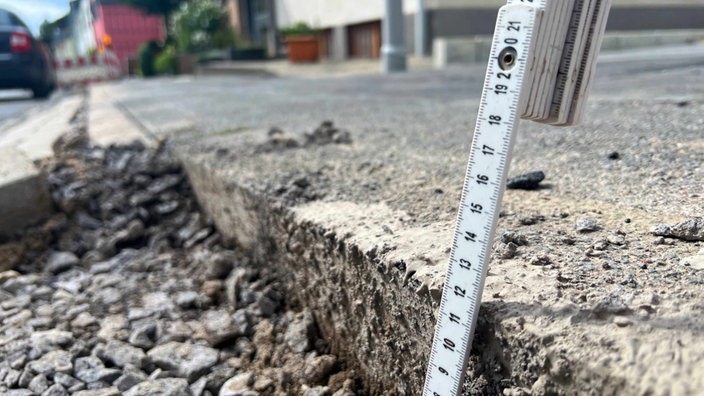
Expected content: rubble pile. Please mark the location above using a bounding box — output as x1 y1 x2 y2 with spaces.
0 125 360 395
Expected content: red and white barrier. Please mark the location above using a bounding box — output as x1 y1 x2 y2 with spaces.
54 50 122 88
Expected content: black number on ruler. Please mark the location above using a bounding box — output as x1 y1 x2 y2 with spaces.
488 115 501 125
443 338 456 352
454 286 466 298
464 231 477 242
449 313 460 323
470 203 483 214
439 367 449 375
476 174 489 185
497 72 511 79
507 21 521 31
494 84 509 95
459 258 471 270
482 145 495 155
433 393 441 396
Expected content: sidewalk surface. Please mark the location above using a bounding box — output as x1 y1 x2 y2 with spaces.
88 44 703 394
197 56 433 78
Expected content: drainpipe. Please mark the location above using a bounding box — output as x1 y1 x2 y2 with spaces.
415 0 426 56
382 0 407 73
266 0 277 58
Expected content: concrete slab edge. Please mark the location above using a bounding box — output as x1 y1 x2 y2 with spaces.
175 151 638 395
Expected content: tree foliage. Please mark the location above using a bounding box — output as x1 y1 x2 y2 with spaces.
39 20 57 43
171 0 235 52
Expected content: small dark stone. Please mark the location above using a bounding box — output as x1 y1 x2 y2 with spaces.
205 252 236 280
506 171 545 190
676 101 690 107
607 151 620 160
76 212 102 230
293 177 310 189
268 127 283 136
500 231 528 246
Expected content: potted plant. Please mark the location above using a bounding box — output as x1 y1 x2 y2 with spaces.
280 22 319 63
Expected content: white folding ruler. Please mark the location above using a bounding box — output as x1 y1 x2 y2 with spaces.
423 1 612 395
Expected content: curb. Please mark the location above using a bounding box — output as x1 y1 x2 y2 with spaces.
89 85 155 147
0 94 83 242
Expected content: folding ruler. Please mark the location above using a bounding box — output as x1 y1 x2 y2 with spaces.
423 1 612 395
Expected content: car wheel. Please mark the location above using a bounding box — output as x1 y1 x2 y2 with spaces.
32 80 53 99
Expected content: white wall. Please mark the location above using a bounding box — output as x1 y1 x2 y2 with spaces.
275 0 419 29
275 0 704 29
73 0 96 56
430 0 704 9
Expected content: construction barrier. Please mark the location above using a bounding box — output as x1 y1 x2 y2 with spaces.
54 51 122 88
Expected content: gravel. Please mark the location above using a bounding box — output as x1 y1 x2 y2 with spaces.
0 110 361 395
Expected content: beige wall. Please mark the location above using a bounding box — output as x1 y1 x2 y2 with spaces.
431 0 704 8
275 0 419 29
225 0 244 36
276 0 704 29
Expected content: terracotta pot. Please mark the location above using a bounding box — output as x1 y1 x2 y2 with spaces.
176 54 196 74
284 35 319 63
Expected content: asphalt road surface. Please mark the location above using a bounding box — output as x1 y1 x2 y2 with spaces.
0 90 37 123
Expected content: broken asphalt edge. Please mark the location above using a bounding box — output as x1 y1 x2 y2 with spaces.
92 92 660 395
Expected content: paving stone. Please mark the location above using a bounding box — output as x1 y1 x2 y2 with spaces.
146 342 219 382
98 340 147 368
123 378 190 396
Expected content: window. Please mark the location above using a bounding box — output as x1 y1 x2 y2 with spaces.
0 10 15 26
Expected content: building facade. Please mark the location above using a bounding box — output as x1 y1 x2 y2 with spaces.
92 0 166 72
273 0 704 60
51 0 165 73
223 0 277 56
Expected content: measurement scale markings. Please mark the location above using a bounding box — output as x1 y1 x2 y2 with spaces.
422 4 536 396
425 2 609 394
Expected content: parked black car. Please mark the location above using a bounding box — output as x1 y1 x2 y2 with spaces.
0 8 56 98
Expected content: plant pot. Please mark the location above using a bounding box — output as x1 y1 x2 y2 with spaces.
176 54 196 74
284 36 319 63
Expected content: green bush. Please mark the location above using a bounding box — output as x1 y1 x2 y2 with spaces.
155 46 177 75
210 25 237 49
138 40 160 77
279 22 318 37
